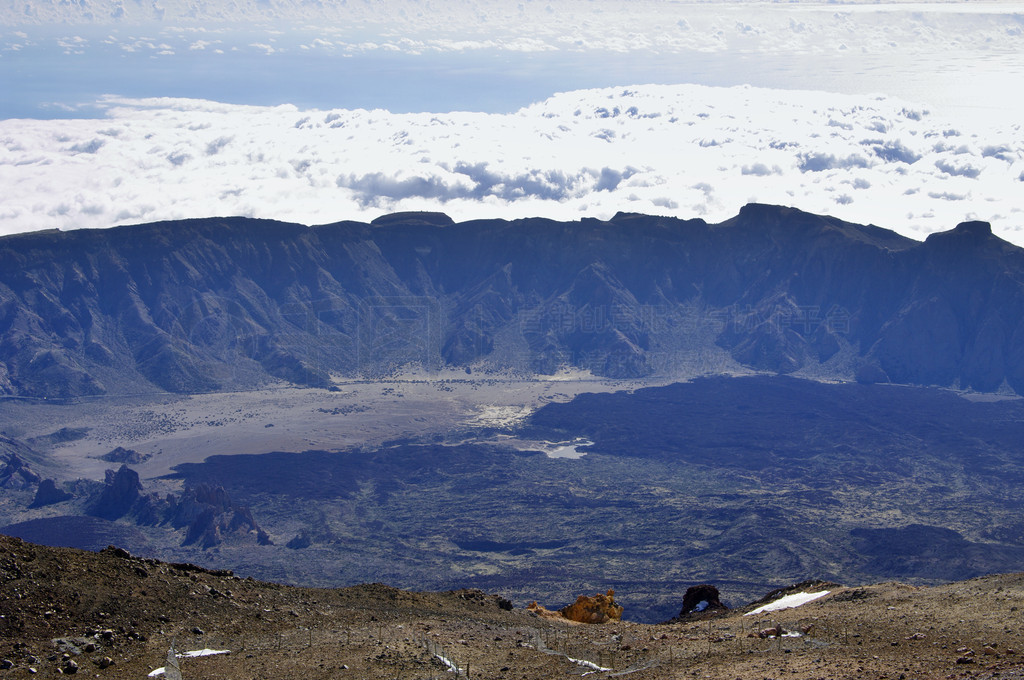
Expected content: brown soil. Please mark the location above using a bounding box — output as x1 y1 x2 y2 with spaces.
2 533 1024 680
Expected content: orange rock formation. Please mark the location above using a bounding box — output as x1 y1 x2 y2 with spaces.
558 589 623 624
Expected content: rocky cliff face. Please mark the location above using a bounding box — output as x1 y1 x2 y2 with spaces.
2 205 1023 397
0 453 40 489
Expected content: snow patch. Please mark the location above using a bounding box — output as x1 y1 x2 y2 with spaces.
435 654 458 673
745 591 831 616
148 650 230 676
572 655 613 673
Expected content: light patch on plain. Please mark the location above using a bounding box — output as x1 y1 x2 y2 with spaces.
539 438 593 459
469 405 535 428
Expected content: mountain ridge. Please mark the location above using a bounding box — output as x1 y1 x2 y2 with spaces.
2 203 1024 398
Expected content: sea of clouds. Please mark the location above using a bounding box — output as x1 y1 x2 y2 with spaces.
1 83 1022 243
5 0 1024 61
2 0 1023 243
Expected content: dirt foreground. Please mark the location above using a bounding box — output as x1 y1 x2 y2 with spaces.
2 534 1024 680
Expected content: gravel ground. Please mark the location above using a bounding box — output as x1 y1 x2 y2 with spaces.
3 534 1024 680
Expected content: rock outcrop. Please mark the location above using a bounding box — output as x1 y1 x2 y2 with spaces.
0 454 39 489
88 465 143 521
84 466 265 548
0 453 41 489
29 479 73 508
559 590 623 624
525 590 623 624
166 483 264 549
662 584 729 623
99 447 151 464
525 601 563 620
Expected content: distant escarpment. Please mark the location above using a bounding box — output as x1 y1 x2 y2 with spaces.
2 205 1024 397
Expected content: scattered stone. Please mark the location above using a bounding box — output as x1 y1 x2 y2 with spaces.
191 627 204 635
0 659 14 670
61 658 78 674
97 657 114 669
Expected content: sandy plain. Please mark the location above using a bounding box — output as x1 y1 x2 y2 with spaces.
0 370 660 483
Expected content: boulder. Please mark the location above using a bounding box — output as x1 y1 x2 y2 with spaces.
170 483 264 548
559 589 623 624
659 584 729 623
678 584 728 618
525 601 563 621
99 447 150 464
89 466 142 520
29 479 73 508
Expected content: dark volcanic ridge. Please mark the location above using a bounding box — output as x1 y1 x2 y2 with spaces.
2 204 1023 398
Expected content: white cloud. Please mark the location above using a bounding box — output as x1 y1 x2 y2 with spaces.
1 84 1022 245
7 1 1024 63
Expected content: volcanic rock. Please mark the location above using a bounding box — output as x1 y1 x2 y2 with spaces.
525 601 562 620
89 466 143 521
559 589 623 624
168 483 264 548
99 447 150 464
663 584 728 622
29 479 73 508
0 453 41 489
